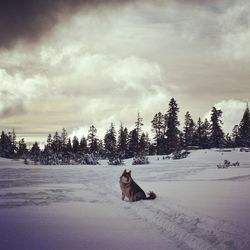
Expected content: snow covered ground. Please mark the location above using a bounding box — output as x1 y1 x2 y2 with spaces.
1 149 250 250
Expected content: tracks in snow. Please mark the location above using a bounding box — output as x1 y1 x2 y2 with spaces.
121 198 250 250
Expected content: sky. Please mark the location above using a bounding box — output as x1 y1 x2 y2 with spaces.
0 0 249 143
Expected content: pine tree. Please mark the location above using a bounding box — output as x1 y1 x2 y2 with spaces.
42 133 53 164
17 138 28 159
201 118 210 148
30 142 41 163
210 107 225 148
232 125 239 147
135 112 143 137
225 133 234 148
97 139 105 159
61 128 68 146
104 123 117 160
165 98 180 154
117 124 128 159
127 129 139 157
127 114 145 158
72 136 79 154
193 117 202 148
87 125 98 155
0 131 4 157
151 112 164 138
79 136 87 154
47 133 53 149
238 104 250 147
183 111 196 148
67 138 73 153
139 132 150 155
151 112 165 154
144 132 151 156
52 131 61 154
8 129 17 157
0 131 12 158
60 128 69 160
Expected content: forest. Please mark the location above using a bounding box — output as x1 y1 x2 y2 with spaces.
0 98 250 165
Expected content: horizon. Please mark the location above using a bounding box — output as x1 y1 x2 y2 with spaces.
3 101 248 147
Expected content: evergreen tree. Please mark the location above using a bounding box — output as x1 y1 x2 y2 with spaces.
165 98 180 154
79 136 87 154
91 138 99 156
127 114 145 157
127 129 139 157
193 117 202 148
72 136 79 154
139 132 146 155
179 131 185 149
47 133 53 149
144 132 151 156
7 129 17 157
225 133 234 148
139 132 150 155
87 125 98 155
60 128 69 161
17 138 28 159
117 124 128 159
97 139 105 159
61 128 68 146
0 131 12 158
232 125 239 147
42 133 53 164
151 112 165 138
104 123 117 159
135 112 143 137
183 111 196 148
210 107 225 148
67 138 73 153
201 118 211 148
0 131 5 157
151 112 165 154
238 104 250 147
52 131 61 154
30 142 41 163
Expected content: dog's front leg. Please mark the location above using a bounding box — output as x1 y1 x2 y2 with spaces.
121 192 125 200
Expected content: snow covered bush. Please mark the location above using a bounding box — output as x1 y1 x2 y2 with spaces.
132 155 149 165
108 157 124 165
217 160 240 168
172 150 190 160
39 153 99 165
82 154 99 165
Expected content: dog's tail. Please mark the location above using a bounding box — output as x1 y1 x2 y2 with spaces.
145 191 157 200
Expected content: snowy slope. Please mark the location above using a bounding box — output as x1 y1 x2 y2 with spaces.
0 149 250 250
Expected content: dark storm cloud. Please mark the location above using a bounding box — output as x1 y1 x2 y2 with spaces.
0 0 139 48
0 0 230 49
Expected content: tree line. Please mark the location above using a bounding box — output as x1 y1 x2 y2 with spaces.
0 98 250 165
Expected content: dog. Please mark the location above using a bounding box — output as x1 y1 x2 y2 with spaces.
120 169 156 202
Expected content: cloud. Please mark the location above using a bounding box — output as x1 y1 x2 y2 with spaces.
1 0 250 143
0 0 232 49
203 99 247 134
0 0 160 49
64 54 171 138
45 45 171 139
0 69 48 117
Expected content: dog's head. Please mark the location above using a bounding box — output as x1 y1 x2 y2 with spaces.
120 169 132 184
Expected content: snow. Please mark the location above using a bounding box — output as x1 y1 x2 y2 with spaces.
1 149 250 250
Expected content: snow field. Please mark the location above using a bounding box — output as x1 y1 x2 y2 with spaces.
1 148 250 249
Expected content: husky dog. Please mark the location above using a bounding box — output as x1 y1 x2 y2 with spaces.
120 169 156 202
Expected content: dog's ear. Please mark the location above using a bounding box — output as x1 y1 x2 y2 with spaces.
122 169 126 175
128 170 131 175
